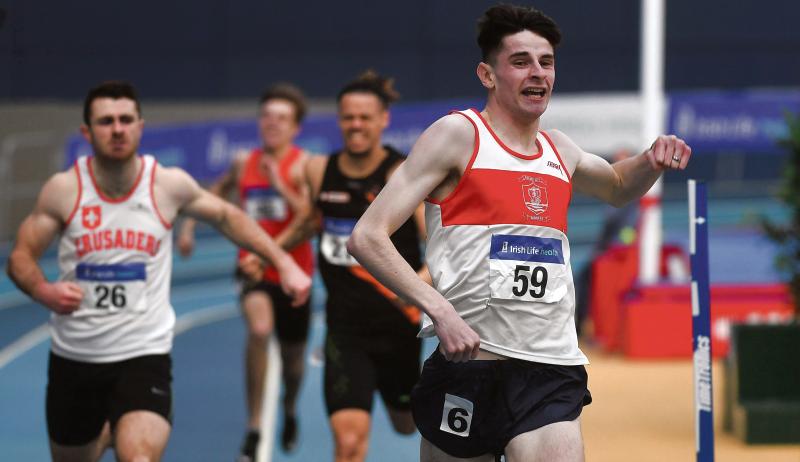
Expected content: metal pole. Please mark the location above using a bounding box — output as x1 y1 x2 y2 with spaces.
689 179 715 462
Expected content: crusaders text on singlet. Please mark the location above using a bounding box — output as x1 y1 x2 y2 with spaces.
421 109 588 365
317 146 422 335
238 147 314 282
54 155 174 363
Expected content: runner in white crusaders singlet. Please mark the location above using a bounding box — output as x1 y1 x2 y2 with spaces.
6 81 310 462
54 154 174 363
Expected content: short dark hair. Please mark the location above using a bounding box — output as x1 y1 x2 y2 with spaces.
83 81 141 125
259 83 308 123
336 70 400 109
477 4 561 63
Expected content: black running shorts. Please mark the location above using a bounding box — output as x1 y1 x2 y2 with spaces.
46 352 173 446
411 348 592 458
238 276 311 343
324 330 421 415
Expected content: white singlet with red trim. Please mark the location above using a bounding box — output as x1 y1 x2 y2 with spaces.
53 155 175 363
420 109 588 365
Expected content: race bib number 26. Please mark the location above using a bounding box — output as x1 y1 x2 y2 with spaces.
75 262 147 314
488 234 566 303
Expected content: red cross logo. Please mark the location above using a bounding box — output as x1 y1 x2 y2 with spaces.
81 206 102 230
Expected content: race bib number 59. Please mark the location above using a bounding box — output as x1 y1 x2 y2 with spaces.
488 234 567 303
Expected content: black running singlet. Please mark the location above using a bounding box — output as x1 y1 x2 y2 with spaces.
316 146 422 335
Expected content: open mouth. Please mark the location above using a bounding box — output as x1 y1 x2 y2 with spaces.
522 88 546 98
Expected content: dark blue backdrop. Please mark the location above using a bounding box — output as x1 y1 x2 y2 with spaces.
2 1 798 101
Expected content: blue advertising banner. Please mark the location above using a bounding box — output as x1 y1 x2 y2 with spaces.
65 90 800 180
64 98 482 182
668 90 800 155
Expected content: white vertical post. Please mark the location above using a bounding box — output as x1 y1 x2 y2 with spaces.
257 335 282 462
639 0 666 284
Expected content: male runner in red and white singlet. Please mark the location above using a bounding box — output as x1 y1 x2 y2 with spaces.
348 5 692 462
178 84 314 460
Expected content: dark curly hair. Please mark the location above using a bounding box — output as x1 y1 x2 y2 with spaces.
477 4 561 63
336 70 400 109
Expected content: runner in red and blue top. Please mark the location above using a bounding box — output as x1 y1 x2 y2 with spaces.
178 83 313 460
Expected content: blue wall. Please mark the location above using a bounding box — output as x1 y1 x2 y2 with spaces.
2 1 798 101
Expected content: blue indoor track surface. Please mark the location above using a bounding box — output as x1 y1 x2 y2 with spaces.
0 196 788 460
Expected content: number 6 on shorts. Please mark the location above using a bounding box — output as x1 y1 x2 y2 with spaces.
439 393 474 437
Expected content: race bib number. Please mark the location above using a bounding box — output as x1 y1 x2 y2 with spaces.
244 187 287 221
439 393 474 437
320 217 359 266
75 262 147 314
488 234 567 303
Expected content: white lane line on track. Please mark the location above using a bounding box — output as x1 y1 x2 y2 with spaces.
1 276 235 312
0 323 50 370
257 335 281 462
0 302 238 371
0 291 34 311
173 303 239 335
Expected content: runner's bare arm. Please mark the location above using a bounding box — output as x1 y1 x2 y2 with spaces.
413 203 432 286
6 172 84 313
269 153 314 251
265 151 309 215
158 166 310 305
348 114 481 362
549 129 691 207
275 155 325 251
177 154 244 257
387 160 433 286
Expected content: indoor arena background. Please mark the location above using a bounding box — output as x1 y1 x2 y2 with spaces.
1 1 799 461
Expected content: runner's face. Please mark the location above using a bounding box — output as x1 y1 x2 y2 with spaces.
337 92 388 157
81 98 143 161
258 99 300 150
487 30 555 120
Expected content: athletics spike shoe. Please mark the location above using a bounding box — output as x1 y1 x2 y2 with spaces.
237 430 259 462
281 415 298 452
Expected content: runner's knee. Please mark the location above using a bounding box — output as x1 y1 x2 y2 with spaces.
248 320 273 343
334 429 367 459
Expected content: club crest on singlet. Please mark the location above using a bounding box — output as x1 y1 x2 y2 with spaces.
520 175 548 215
82 205 102 230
